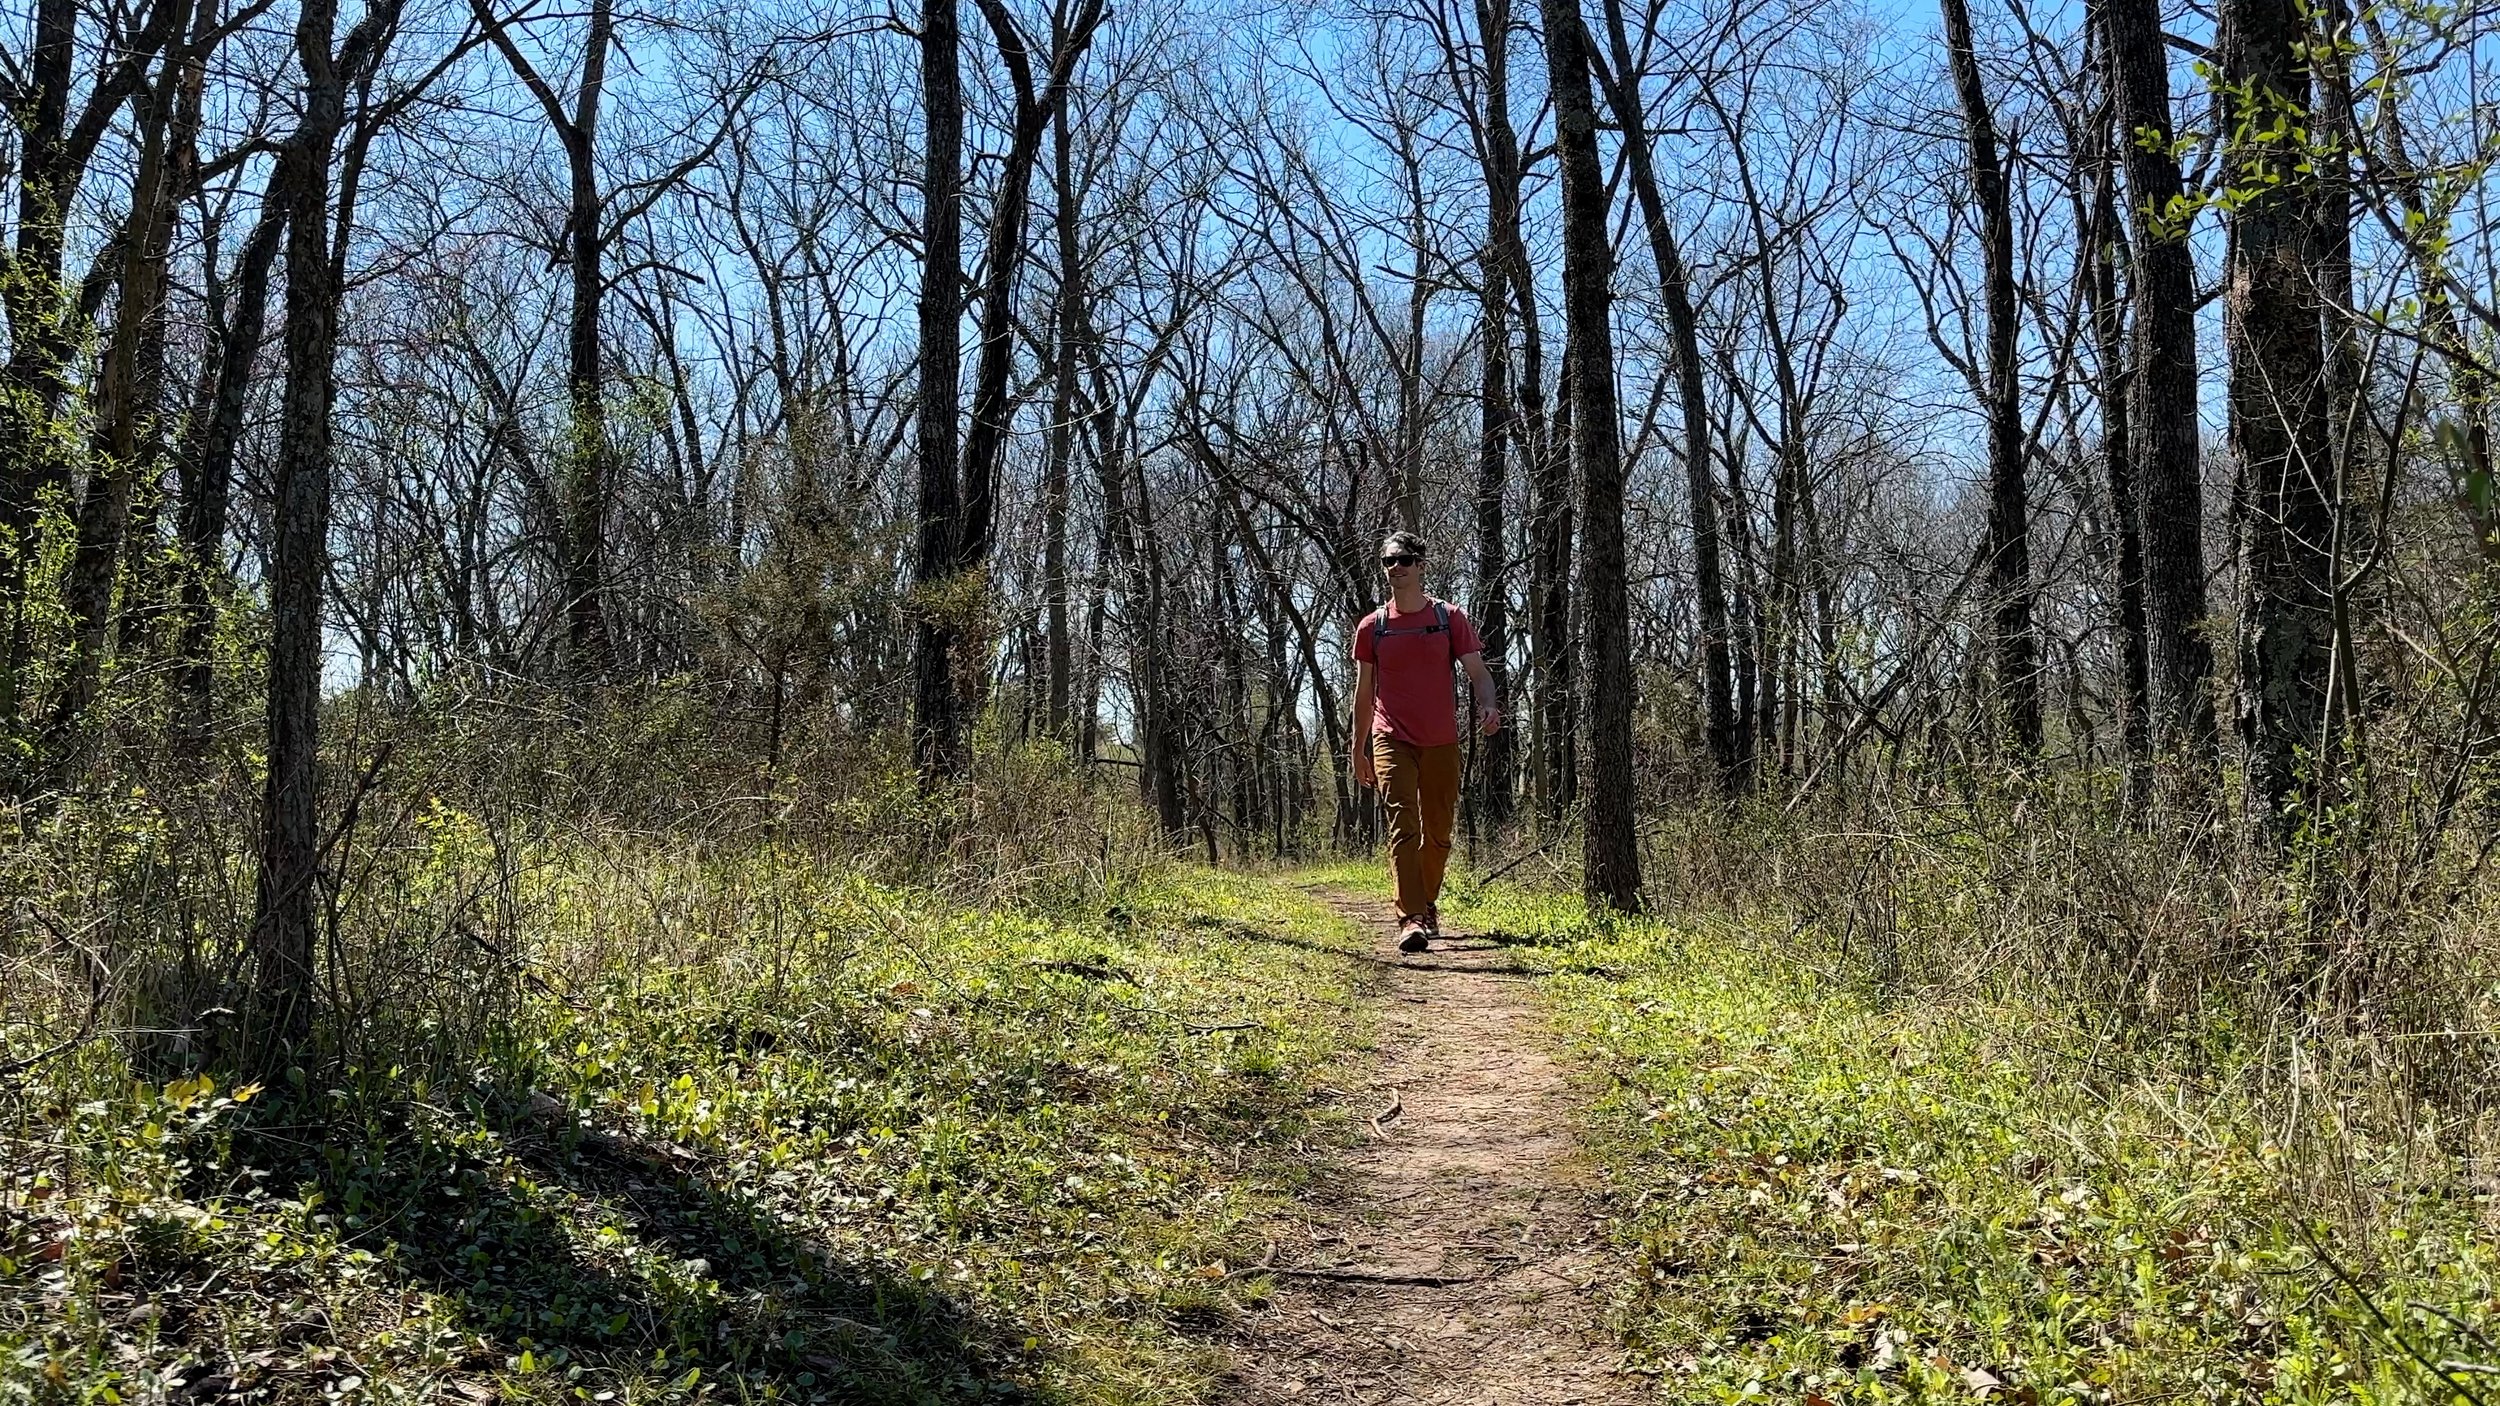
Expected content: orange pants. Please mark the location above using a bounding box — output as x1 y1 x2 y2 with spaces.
1373 735 1460 920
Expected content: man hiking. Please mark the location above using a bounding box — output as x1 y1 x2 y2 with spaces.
1351 531 1502 953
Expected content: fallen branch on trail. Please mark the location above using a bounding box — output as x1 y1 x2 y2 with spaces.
1270 1266 1485 1287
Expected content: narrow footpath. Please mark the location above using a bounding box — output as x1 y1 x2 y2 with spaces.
1221 888 1644 1405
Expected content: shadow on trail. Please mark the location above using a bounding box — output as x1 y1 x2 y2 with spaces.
1431 930 1565 949
252 1091 1037 1405
1205 916 1622 980
1388 957 1550 976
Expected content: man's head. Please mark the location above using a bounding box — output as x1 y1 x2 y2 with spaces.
1378 531 1427 587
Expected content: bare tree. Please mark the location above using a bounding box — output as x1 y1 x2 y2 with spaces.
1940 0 2040 754
2218 0 2338 840
1542 0 1642 910
1589 0 1739 789
252 0 411 1064
2096 0 2217 787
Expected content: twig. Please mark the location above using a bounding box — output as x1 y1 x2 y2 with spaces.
1270 1266 1484 1287
1 910 113 1078
1180 1019 1261 1035
0 1022 102 1079
2297 1221 2494 1406
1475 836 1565 888
1216 1240 1280 1280
0 987 107 1079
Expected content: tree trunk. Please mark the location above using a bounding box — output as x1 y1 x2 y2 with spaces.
2099 0 2218 786
37 12 198 779
2084 72 2153 810
912 0 967 781
1470 0 1561 826
252 0 379 1067
0 0 89 566
562 0 615 676
1395 124 1429 536
0 0 178 737
1467 0 1524 830
1472 245 1518 832
957 0 1102 730
174 201 285 737
1591 0 1738 790
1941 0 2041 756
1718 107 1802 781
1043 93 1080 745
2219 0 2337 840
1542 0 1642 912
1131 449 1187 837
1535 346 1577 820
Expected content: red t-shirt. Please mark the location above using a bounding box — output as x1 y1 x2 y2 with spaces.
1353 599 1482 748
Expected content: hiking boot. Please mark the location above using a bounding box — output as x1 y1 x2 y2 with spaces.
1397 917 1431 953
1424 904 1441 935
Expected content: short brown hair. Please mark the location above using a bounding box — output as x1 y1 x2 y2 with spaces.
1380 530 1427 559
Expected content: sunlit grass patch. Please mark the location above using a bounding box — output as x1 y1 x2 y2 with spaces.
1430 879 2500 1405
2 862 1370 1406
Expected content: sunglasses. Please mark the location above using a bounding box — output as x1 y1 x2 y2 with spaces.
1380 553 1420 567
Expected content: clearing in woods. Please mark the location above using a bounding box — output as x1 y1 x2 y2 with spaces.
1222 886 1643 1406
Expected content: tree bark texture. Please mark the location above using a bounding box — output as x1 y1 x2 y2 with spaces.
174 202 285 736
912 0 967 781
1472 242 1518 830
1592 0 1738 790
1941 0 2042 756
1535 345 1577 820
2098 0 2218 781
1466 0 1522 828
1542 0 1643 911
561 7 616 679
2219 0 2338 839
253 0 383 1067
1044 95 1080 745
37 8 202 778
2085 80 2153 809
1461 0 1561 823
0 0 180 738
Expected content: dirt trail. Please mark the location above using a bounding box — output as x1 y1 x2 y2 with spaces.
1220 888 1643 1405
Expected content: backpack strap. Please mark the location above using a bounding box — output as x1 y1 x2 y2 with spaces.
1374 598 1452 636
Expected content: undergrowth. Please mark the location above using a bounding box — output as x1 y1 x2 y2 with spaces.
1440 879 2500 1405
2 861 1368 1406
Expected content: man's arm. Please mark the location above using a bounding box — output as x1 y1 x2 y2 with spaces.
1350 660 1379 786
1459 651 1502 734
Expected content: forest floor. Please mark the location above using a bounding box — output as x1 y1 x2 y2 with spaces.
1214 869 2500 1405
13 855 2500 1405
1217 884 1643 1406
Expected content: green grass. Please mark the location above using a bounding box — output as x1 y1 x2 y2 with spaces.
1430 878 2500 1405
3 860 1372 1406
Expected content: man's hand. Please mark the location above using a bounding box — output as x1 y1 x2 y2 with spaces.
1477 700 1503 736
1353 744 1377 789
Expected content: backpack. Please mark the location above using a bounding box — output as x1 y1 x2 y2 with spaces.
1368 598 1454 660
